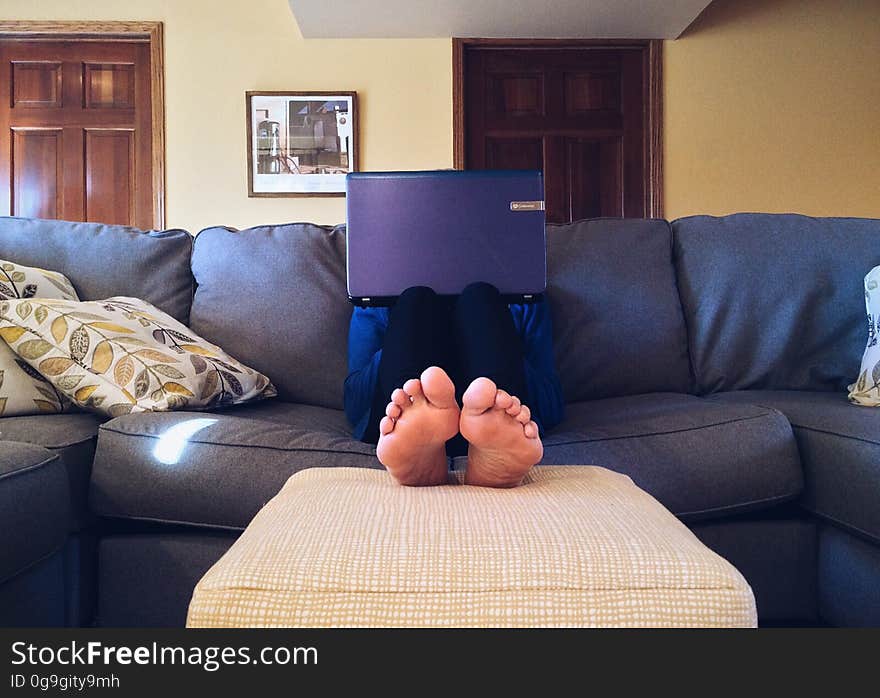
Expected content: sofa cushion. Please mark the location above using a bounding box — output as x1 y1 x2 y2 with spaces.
98 533 235 628
0 217 194 323
673 213 880 394
190 224 350 410
0 413 103 530
691 517 818 623
485 392 803 521
709 390 880 544
0 441 68 583
546 218 691 402
90 402 381 531
818 525 880 627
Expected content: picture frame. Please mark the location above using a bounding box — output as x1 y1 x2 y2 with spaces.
245 91 358 197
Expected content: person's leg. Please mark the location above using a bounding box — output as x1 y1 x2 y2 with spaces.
453 282 527 399
453 283 542 488
369 287 460 486
363 286 452 444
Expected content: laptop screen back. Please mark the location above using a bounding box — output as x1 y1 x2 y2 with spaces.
346 170 546 305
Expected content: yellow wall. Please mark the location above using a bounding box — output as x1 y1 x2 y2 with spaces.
664 0 880 219
2 0 878 228
0 0 453 231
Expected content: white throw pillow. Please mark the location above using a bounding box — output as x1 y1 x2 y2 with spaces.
848 264 880 406
0 259 78 416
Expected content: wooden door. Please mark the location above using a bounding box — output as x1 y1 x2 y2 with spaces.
457 41 661 223
0 39 154 228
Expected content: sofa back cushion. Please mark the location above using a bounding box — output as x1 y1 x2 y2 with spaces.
547 218 691 402
190 224 349 409
0 217 193 323
673 213 880 393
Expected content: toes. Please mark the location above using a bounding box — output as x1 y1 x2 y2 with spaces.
523 421 539 439
420 366 458 409
391 388 409 408
494 389 514 410
402 379 424 403
504 395 522 416
462 377 498 413
379 416 395 436
386 403 402 419
515 404 531 424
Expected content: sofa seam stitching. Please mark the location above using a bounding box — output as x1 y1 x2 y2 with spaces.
0 453 61 482
96 512 246 532
0 538 68 587
97 424 377 458
544 410 775 446
676 492 799 520
667 218 699 394
790 423 880 447
808 509 880 547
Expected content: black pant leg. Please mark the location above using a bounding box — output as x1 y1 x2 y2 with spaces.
452 282 528 402
362 286 454 444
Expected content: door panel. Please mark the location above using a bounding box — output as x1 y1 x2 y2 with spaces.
564 137 622 221
564 70 620 114
462 43 657 223
84 63 135 109
487 73 544 116
0 40 153 227
486 137 544 171
11 61 62 107
84 129 134 225
12 128 61 218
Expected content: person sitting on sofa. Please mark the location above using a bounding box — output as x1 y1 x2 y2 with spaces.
345 282 564 488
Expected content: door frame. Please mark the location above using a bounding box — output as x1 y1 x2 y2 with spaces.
0 20 166 228
453 38 663 218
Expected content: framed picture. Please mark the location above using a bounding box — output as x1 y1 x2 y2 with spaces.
246 91 358 197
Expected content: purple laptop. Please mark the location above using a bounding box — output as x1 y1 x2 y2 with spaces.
346 170 546 306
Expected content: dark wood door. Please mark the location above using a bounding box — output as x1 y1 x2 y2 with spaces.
460 43 660 223
0 39 154 228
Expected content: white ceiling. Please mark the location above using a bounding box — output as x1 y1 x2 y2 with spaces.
288 0 714 39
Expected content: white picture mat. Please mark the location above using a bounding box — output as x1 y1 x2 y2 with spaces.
249 94 354 194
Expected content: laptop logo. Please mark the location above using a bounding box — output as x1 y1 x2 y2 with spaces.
510 200 545 212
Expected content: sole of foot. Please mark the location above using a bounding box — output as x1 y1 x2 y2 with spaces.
376 366 460 486
459 377 543 488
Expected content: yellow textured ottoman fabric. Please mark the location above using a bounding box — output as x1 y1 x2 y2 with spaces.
187 466 757 628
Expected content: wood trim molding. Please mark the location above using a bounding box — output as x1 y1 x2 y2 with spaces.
0 20 166 228
452 38 465 169
646 39 663 218
452 37 663 217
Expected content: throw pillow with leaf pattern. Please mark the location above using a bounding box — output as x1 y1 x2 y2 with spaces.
849 265 880 406
0 296 276 417
0 259 79 416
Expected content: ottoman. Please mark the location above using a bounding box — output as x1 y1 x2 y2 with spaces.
187 466 757 627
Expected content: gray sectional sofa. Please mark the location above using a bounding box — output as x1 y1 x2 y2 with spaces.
1 213 878 627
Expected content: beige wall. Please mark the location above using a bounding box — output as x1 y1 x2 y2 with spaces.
0 0 453 231
664 0 880 219
2 0 878 229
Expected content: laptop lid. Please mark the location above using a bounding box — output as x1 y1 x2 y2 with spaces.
346 170 546 306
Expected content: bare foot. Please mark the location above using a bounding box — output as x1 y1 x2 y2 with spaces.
376 366 460 486
460 377 543 488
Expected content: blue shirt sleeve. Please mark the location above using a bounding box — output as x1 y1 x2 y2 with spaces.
344 306 389 439
510 301 566 434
